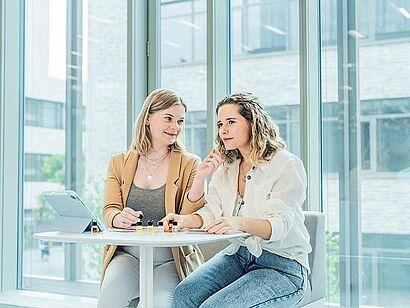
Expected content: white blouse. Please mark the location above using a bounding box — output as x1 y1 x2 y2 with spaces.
195 148 312 272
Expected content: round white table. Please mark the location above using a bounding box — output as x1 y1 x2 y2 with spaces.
34 229 248 308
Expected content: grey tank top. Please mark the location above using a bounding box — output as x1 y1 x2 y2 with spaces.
125 183 166 224
121 183 173 263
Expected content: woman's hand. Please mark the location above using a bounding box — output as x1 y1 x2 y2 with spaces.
161 213 203 232
112 208 143 229
195 150 222 180
205 217 245 235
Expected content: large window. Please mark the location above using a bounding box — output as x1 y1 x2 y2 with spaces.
321 0 410 306
161 0 207 159
23 0 127 295
1 0 408 305
231 0 301 156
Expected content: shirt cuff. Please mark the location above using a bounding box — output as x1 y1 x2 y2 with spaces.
194 207 215 228
266 216 286 242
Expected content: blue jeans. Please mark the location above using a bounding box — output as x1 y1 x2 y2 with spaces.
172 246 308 308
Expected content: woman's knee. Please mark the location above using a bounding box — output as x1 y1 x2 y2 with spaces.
172 279 197 307
99 275 138 308
98 257 139 307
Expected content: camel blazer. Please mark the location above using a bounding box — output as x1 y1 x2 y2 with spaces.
100 148 206 286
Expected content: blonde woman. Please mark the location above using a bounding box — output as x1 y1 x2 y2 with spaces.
98 89 206 308
164 92 312 307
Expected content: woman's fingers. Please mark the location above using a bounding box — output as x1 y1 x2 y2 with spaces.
210 153 222 164
205 217 224 229
123 208 142 219
214 226 230 235
205 217 226 233
162 213 178 231
205 161 216 172
207 223 228 234
120 221 132 229
209 157 220 169
121 208 143 225
120 215 135 225
121 213 139 224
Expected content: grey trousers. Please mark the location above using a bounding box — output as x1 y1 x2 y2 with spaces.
98 248 180 308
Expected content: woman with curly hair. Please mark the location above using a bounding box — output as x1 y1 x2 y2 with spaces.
163 92 312 307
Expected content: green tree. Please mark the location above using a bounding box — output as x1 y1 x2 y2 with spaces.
27 154 65 249
33 154 65 223
326 232 340 303
41 154 65 184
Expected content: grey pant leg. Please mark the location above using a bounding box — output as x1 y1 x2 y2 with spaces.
98 251 140 308
150 260 180 307
98 251 179 308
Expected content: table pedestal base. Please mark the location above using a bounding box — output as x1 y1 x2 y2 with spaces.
139 246 154 308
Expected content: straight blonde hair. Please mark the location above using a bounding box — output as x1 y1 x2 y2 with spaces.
215 92 286 165
130 88 187 154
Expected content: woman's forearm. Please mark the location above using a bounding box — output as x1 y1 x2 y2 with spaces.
187 176 206 202
188 214 204 228
239 218 272 240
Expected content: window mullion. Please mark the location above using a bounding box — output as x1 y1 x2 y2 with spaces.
65 0 83 282
0 0 25 292
206 0 230 154
299 0 322 212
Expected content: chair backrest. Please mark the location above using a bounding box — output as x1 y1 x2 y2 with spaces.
303 211 326 301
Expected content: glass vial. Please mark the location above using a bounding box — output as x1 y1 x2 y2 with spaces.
147 220 154 234
91 220 99 234
172 220 178 233
136 221 143 235
157 221 164 234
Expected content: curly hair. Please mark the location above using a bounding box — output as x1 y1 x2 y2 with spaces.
215 92 286 164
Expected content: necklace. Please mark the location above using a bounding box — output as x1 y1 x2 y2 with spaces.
144 152 169 180
144 151 169 162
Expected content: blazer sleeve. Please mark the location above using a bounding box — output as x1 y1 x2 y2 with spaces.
264 157 307 243
179 155 206 215
102 155 124 227
194 167 224 228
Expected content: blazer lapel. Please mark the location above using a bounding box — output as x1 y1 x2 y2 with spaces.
121 150 139 205
165 149 182 214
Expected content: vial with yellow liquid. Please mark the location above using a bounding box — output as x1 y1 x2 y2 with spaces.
136 221 143 235
147 220 154 234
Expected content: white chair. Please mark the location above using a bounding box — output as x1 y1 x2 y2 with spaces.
296 211 325 307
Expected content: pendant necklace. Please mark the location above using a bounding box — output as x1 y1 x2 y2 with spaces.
144 152 169 180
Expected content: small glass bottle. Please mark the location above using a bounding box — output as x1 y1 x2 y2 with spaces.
91 220 99 234
147 220 154 234
172 220 178 233
136 221 143 235
157 221 164 234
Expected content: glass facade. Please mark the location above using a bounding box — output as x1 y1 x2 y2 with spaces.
23 0 127 295
321 0 410 306
7 0 409 304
